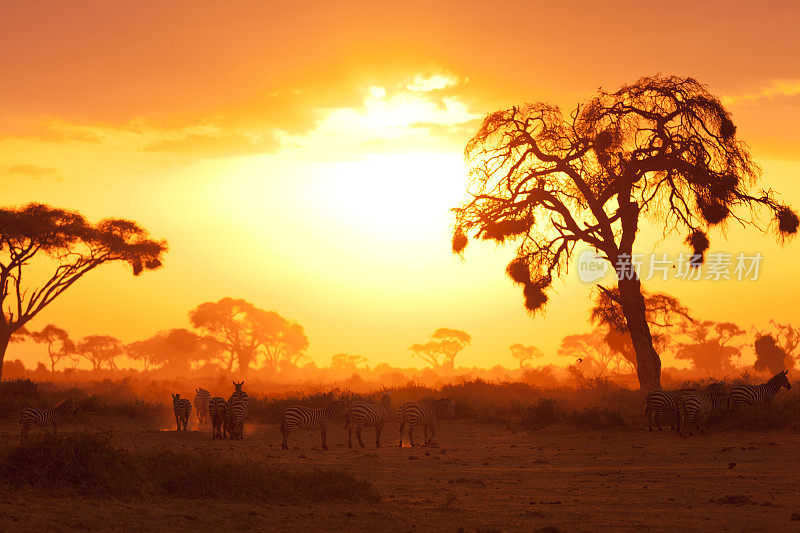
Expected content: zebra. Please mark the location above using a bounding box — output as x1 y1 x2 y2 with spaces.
194 388 211 425
228 381 250 439
20 397 77 443
209 396 228 439
346 392 392 448
172 393 192 431
398 397 455 447
676 382 726 438
727 370 791 410
281 399 344 450
644 388 697 431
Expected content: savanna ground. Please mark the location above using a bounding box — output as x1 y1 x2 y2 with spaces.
1 408 799 532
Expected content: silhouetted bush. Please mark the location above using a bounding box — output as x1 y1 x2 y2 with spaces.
519 398 565 429
0 378 38 398
0 433 380 503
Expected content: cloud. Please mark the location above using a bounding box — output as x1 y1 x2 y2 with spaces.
37 118 282 159
8 164 59 179
723 79 800 105
406 73 460 92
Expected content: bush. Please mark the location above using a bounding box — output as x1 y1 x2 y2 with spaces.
519 398 565 429
0 433 380 503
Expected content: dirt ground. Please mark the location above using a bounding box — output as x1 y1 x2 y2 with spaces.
0 416 799 532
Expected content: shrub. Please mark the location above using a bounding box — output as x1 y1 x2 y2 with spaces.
519 398 565 429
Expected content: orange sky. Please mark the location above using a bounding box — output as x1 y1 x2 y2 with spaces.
3 1 800 371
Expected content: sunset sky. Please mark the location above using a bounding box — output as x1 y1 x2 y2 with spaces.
3 1 800 371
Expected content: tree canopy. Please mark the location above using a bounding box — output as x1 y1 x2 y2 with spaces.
77 335 123 371
189 297 308 374
0 203 166 381
409 328 471 370
509 343 543 368
451 75 797 389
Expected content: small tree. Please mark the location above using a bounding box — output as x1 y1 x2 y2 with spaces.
77 335 123 371
0 203 166 381
29 324 76 373
409 328 471 370
509 343 543 368
452 76 797 389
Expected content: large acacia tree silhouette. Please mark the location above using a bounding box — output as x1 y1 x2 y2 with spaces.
0 203 166 382
452 75 797 390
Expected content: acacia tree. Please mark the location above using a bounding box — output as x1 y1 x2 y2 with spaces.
409 328 471 370
189 297 308 374
77 335 123 371
127 328 220 373
452 75 797 390
29 324 76 373
0 203 166 382
675 321 745 374
509 343 543 368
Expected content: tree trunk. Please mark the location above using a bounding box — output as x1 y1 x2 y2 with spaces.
617 277 661 390
0 328 10 384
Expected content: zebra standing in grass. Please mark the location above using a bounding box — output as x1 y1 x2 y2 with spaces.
398 397 455 447
281 399 344 450
644 389 697 432
228 381 250 439
20 397 78 443
347 392 392 448
676 382 726 438
194 388 211 425
727 370 792 410
209 396 228 439
172 393 192 431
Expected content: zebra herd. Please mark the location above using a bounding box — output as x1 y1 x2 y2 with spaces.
280 393 456 449
179 387 457 449
182 382 252 439
645 370 792 438
15 372 792 444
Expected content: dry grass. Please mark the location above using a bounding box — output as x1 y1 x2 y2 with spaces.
0 432 380 503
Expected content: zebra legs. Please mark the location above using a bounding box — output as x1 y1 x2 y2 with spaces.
398 419 405 447
282 428 289 449
375 423 384 448
175 414 181 431
320 425 329 451
426 424 436 445
408 425 416 447
348 424 353 448
356 426 365 448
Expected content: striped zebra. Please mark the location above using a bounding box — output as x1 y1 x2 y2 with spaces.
20 397 78 443
676 382 726 438
172 393 192 431
346 392 392 448
727 370 791 410
228 381 250 439
644 389 697 432
398 397 455 447
209 396 228 439
194 388 211 424
281 399 344 450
